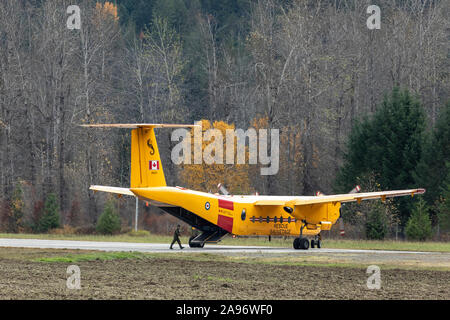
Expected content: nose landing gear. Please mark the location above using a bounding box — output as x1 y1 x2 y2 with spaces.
310 234 322 249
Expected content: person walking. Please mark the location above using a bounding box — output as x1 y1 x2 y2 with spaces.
170 224 184 249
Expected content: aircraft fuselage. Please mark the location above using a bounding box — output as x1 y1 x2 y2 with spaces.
131 186 341 237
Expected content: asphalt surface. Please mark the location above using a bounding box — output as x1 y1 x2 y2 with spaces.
0 238 449 268
0 237 440 254
0 237 429 253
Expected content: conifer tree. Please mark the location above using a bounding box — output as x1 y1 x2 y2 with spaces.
406 197 432 241
96 199 122 235
414 101 450 207
365 201 388 240
38 193 61 233
335 88 426 225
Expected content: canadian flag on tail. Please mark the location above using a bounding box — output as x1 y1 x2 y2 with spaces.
149 160 159 170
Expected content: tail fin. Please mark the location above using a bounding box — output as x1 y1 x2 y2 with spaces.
80 123 199 188
131 126 166 188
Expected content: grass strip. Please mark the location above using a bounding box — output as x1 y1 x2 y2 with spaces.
33 251 146 263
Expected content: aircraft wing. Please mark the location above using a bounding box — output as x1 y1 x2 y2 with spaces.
90 185 135 196
253 189 425 206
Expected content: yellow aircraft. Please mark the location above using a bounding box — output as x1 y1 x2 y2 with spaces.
82 123 425 250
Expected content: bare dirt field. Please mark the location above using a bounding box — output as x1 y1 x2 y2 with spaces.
0 247 448 300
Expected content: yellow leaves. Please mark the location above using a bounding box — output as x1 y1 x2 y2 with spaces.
95 1 119 22
11 199 23 211
179 119 250 194
178 116 307 194
251 115 268 130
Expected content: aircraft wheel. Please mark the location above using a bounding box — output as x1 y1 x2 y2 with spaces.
317 240 322 249
310 239 315 248
189 236 205 248
299 237 309 250
189 242 202 248
293 238 300 249
189 236 199 248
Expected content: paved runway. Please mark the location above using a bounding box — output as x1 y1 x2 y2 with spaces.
0 238 278 253
0 237 443 254
0 237 431 254
0 237 436 253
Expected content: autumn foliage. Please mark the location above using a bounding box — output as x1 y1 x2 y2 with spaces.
179 120 251 194
95 2 119 22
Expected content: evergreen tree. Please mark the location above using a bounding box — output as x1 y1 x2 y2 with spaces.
96 200 122 235
116 0 155 32
38 193 60 233
335 117 374 193
365 201 388 240
335 88 426 225
414 101 450 207
405 198 432 241
152 0 189 33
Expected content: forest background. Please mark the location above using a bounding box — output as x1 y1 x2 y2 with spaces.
0 0 448 240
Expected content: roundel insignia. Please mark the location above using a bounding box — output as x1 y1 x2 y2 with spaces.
205 202 211 210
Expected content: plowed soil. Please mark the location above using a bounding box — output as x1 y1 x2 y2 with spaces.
0 248 448 300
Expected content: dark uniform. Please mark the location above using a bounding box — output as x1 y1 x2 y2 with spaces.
170 225 184 249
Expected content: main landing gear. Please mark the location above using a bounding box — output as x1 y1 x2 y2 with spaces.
293 237 309 250
293 236 322 250
293 222 322 250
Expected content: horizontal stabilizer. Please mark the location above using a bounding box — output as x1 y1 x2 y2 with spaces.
90 185 135 196
90 185 176 207
80 123 200 129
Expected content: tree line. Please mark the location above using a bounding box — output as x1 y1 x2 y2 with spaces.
0 0 448 238
336 89 450 240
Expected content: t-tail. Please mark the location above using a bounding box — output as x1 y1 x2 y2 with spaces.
80 123 198 191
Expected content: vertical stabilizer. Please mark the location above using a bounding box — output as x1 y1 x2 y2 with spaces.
131 127 166 188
